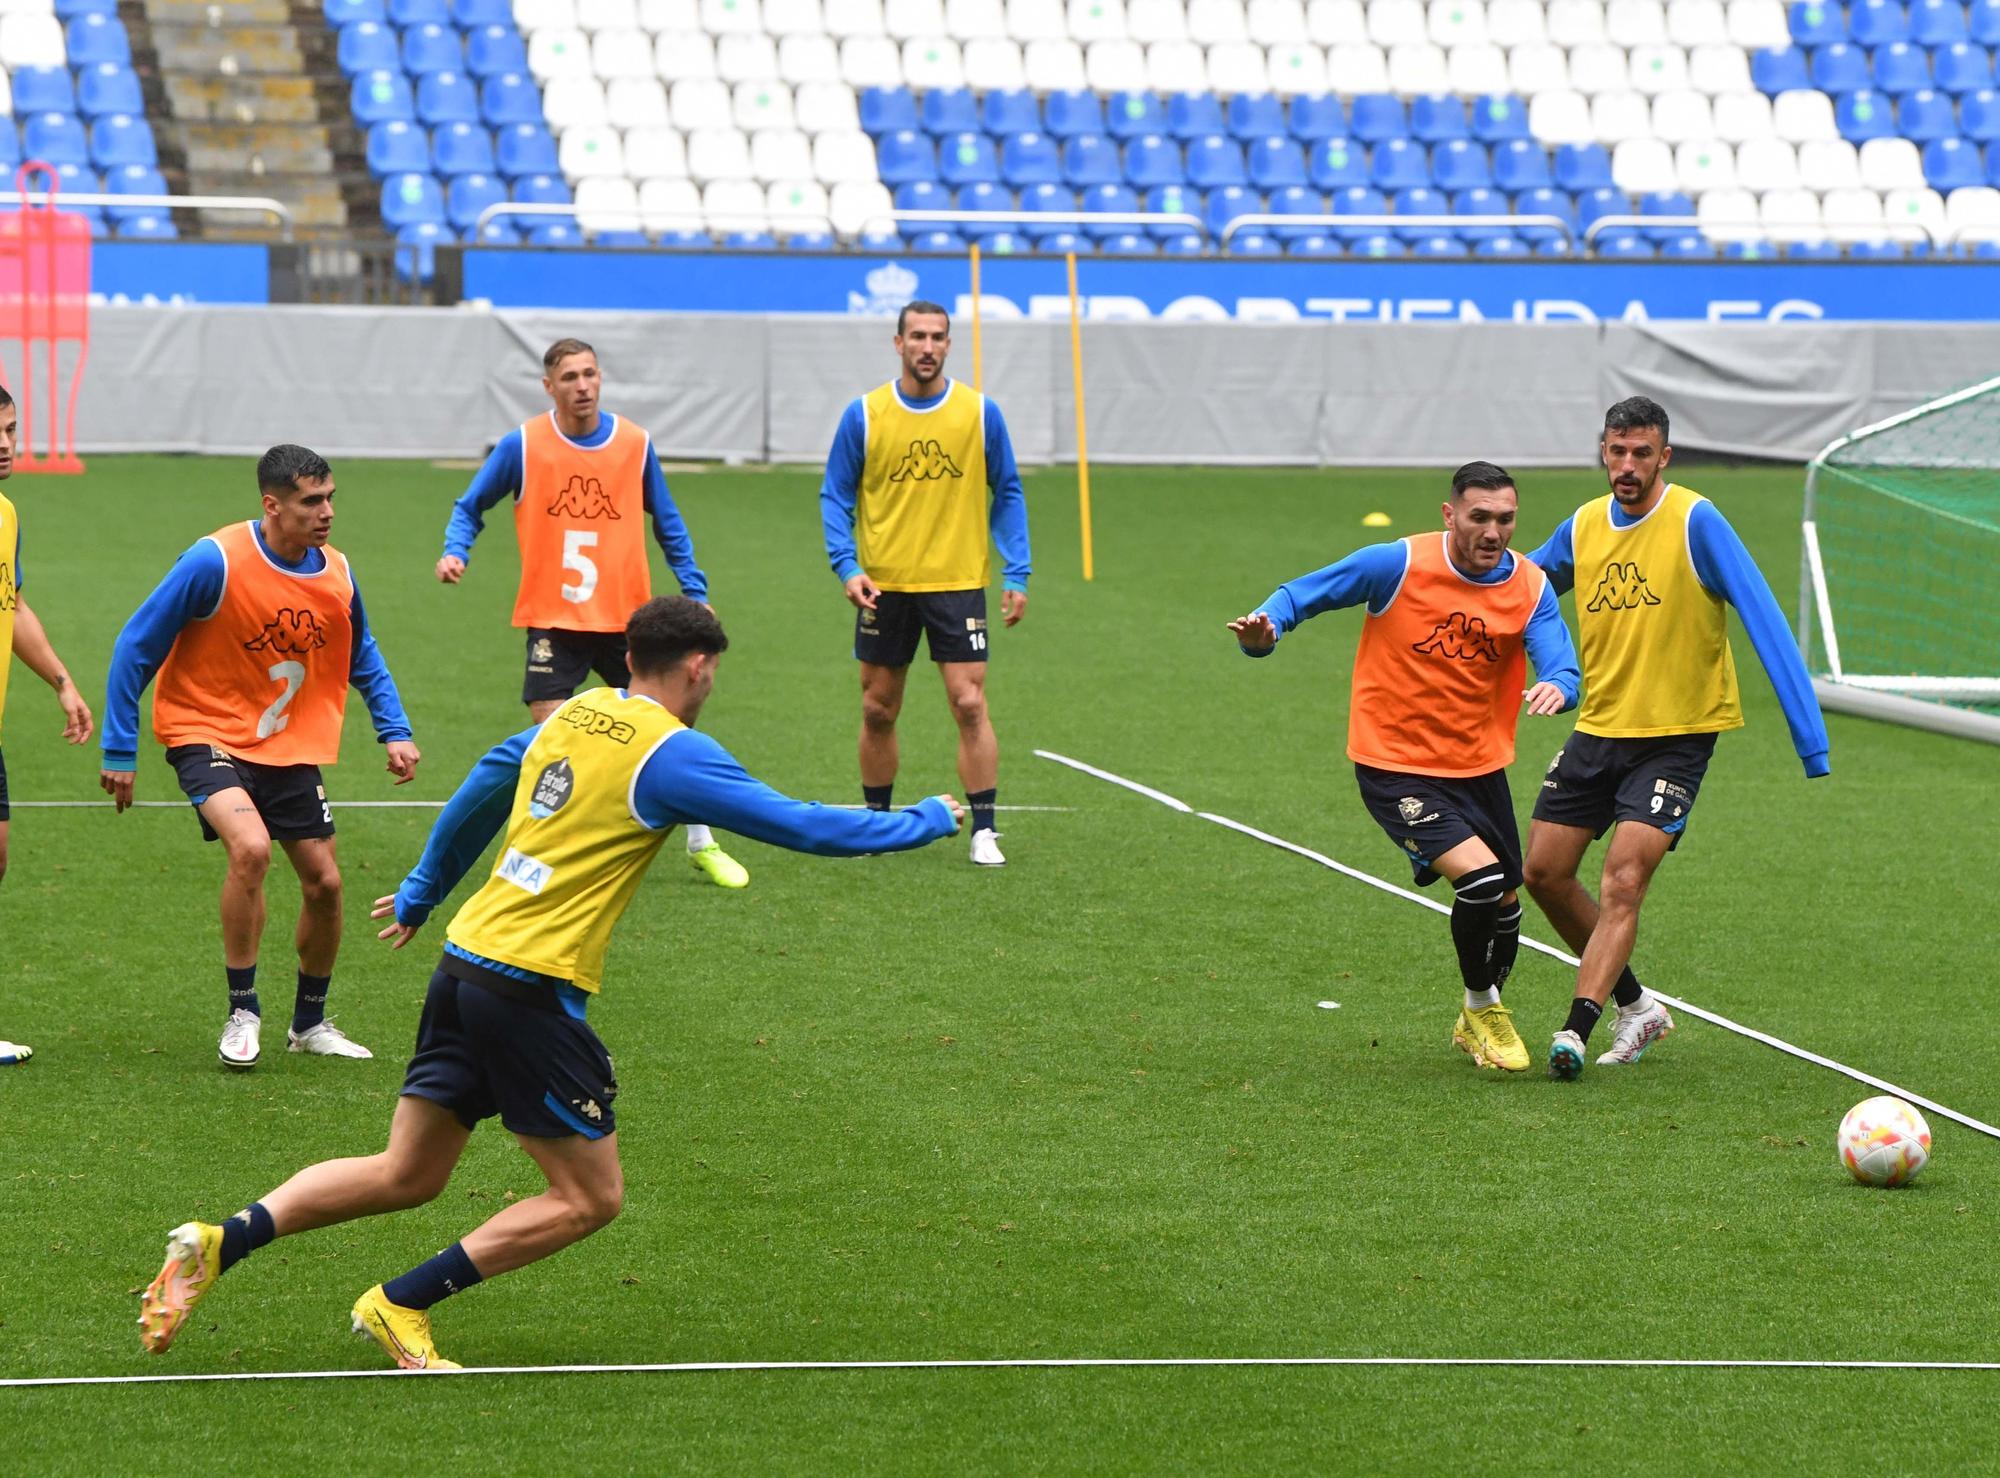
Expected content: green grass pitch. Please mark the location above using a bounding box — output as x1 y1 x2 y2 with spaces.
3 456 1998 1472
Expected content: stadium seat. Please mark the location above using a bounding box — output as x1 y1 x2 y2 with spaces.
11 66 73 116
1788 237 1842 257
1430 138 1490 189
464 218 521 244
1452 184 1510 238
1166 91 1227 139
1186 134 1246 185
0 14 67 70
1846 236 1905 258
1924 137 1985 191
907 227 964 251
936 129 998 183
467 25 529 77
1306 135 1365 187
338 21 400 74
1410 232 1464 256
1105 89 1167 138
481 73 543 125
1751 45 1811 93
1098 230 1156 254
858 85 918 133
1001 130 1063 184
1897 89 1958 142
91 114 157 168
66 14 130 64
1911 0 1968 44
876 127 937 182
1020 180 1078 229
77 63 142 118
1227 90 1285 139
1834 89 1895 141
1975 0 2000 44
1659 230 1713 257
432 120 495 175
920 87 979 134
417 71 482 124
513 172 573 204
1554 142 1615 189
1848 0 1907 46
1046 87 1106 136
1809 42 1869 94
354 70 415 123
1348 92 1407 141
725 227 780 248
955 180 1012 236
1080 180 1139 235
1408 91 1467 140
1389 183 1445 239
1512 186 1576 242
328 0 387 22
403 23 463 75
1330 182 1387 238
1492 137 1552 190
1872 42 1932 96
1719 237 1781 258
1285 232 1342 257
1370 136 1430 189
1228 229 1281 254
1349 232 1405 256
391 0 450 23
1963 88 2000 140
527 220 583 245
102 162 167 219
1469 93 1530 141
1202 182 1257 235
447 171 509 229
1063 133 1122 185
982 88 1039 134
1786 1 1843 47
1124 132 1185 185
1934 42 1995 95
455 0 514 22
1288 92 1344 140
114 211 176 240
382 171 447 226
1246 134 1305 187
1264 182 1325 238
1638 187 1697 240
367 119 430 174
1142 181 1197 235
1158 229 1203 254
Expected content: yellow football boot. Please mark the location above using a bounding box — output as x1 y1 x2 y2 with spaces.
689 842 750 889
351 1285 463 1372
1453 1001 1531 1072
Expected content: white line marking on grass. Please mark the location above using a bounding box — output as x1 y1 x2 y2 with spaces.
1033 750 1191 812
7 1356 2000 1388
10 802 1073 812
1035 750 2000 1144
1317 1001 1341 1010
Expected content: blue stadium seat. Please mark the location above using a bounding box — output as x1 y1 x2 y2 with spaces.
1639 189 1697 242
1227 92 1285 141
1452 185 1510 239
1229 230 1281 256
47 162 103 223
956 180 1013 236
495 122 558 176
1534 238 1573 257
981 88 1038 135
11 67 74 114
466 24 528 77
1934 42 1994 94
452 0 512 24
937 130 998 185
1790 238 1843 259
978 230 1029 254
1045 88 1104 138
1159 230 1203 254
653 229 712 249
1913 0 1970 44
1306 136 1366 188
1063 134 1122 186
920 88 978 135
390 0 450 23
90 114 155 167
1331 183 1388 240
1203 184 1257 236
432 120 494 175
1288 94 1344 142
1431 138 1491 190
1186 134 1246 187
1370 137 1430 190
892 178 950 214
1409 92 1468 141
1105 90 1166 139
1597 233 1655 258
1390 185 1445 240
327 0 386 21
1512 186 1575 243
878 128 938 183
367 119 429 174
1142 183 1198 237
594 229 652 248
1977 0 2000 44
784 231 835 250
1247 136 1305 188
103 163 167 219
1492 138 1551 190
526 220 581 246
1001 131 1062 185
1924 136 1985 188
1020 181 1078 230
77 62 142 118
416 71 481 124
727 229 779 250
1659 232 1714 258
1811 42 1870 93
1847 237 1906 258
481 72 542 125
338 20 399 74
512 172 570 204
0 122 17 168
465 218 520 244
906 228 960 252
1963 87 2000 138
66 13 129 64
1469 94 1530 142
1751 45 1812 93
1349 93 1407 141
382 171 446 227
353 70 414 123
1125 133 1185 186
1349 233 1404 258
1411 233 1466 257
57 0 119 14
1835 90 1896 139
859 86 918 135
1577 186 1632 234
402 21 461 73
117 212 178 240
1871 41 1931 94
1787 1 1845 46
1474 235 1527 256
1849 0 1910 45
1166 92 1227 140
1553 142 1613 190
1897 89 1958 140
1099 231 1155 255
1721 239 1782 259
1264 183 1325 240
1080 181 1139 237
1033 231 1090 255
1972 239 2000 257
446 171 506 230
1286 233 1342 257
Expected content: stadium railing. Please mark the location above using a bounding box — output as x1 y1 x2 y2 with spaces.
0 191 297 237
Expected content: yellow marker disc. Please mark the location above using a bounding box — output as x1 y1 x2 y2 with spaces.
1361 511 1392 527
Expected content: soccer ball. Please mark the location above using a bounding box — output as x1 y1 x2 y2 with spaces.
1837 1096 1932 1188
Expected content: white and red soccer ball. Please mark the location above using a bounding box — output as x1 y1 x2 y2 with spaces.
1837 1096 1932 1188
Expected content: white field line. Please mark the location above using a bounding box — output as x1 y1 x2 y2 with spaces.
8 801 1074 812
1032 750 1191 811
5 1356 1999 1389
1036 751 2000 1144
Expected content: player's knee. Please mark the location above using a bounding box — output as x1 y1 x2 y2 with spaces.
224 836 272 882
1452 862 1508 907
947 688 987 730
0 848 9 885
567 1178 622 1236
1521 854 1565 896
1599 862 1650 913
299 864 342 909
861 692 902 730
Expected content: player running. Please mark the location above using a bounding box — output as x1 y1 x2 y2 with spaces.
0 385 94 1066
136 596 963 1370
821 300 1031 866
101 445 420 1070
436 336 749 891
1230 462 1580 1072
1523 397 1830 1080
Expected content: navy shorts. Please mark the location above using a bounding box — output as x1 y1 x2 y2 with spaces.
164 744 334 842
524 627 631 705
1354 763 1523 890
1531 731 1718 846
400 958 618 1140
0 745 9 822
854 588 989 666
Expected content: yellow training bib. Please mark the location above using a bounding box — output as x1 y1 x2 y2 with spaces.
856 379 991 592
0 492 18 742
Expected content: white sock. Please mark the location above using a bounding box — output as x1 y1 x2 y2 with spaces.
1617 990 1651 1015
685 824 714 853
1464 986 1500 1011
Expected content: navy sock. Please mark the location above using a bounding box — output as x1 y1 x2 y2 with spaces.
293 972 330 1034
218 1201 276 1275
968 788 996 835
1611 966 1645 1009
1563 997 1605 1042
1489 903 1523 993
226 965 259 1019
862 783 894 812
382 1241 484 1312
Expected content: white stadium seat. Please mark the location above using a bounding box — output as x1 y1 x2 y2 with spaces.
1672 138 1734 192
670 76 733 129
900 34 963 87
654 31 718 80
1760 187 1823 243
1127 0 1187 40
1249 0 1308 45
1734 135 1799 191
1627 44 1687 97
700 0 763 33
750 126 813 180
561 124 627 176
967 36 1029 88
1026 34 1088 86
717 31 779 78
838 32 903 84
1860 137 1924 192
1772 89 1837 143
529 28 595 77
778 33 841 80
1605 0 1665 48
734 78 795 129
1568 42 1629 97
1269 40 1328 92
593 27 658 77
1667 0 1726 45
1589 90 1651 143
1798 138 1862 190
576 176 642 231
1610 136 1675 193
1427 0 1485 46
1724 0 1788 49
1447 42 1508 95
1208 38 1271 90
637 0 698 26
516 0 579 29
794 80 861 131
764 0 825 34
543 74 610 127
1650 89 1712 144
1147 37 1210 89
625 125 688 178
607 76 670 127
1688 43 1751 94
1822 185 1886 242
638 176 702 231
1882 186 1946 245
1527 89 1592 144
1367 0 1427 47
577 0 638 29
1546 0 1606 47
828 178 893 235
766 178 833 234
812 127 880 183
1327 40 1389 91
1507 41 1570 94
1306 0 1364 45
884 0 945 35
1386 39 1447 91
1086 37 1146 90
1711 89 1773 143
1072 0 1134 42
947 0 1008 35
703 178 768 231
1006 0 1068 41
822 0 884 34
686 125 754 181
1944 186 2000 245
1189 0 1249 44
1485 0 1543 45
1696 185 1761 241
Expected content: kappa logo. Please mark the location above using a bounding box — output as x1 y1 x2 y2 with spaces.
1585 561 1662 612
243 607 327 656
573 1097 604 1123
529 757 575 819
547 474 621 520
1411 611 1501 662
0 559 14 612
559 703 637 743
888 439 963 482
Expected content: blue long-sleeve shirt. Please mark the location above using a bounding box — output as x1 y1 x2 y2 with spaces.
392 714 957 990
1526 494 1830 778
1241 542 1582 709
101 525 412 769
442 414 708 602
819 383 1032 592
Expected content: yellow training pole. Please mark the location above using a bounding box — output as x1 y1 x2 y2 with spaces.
1065 251 1095 583
968 241 983 391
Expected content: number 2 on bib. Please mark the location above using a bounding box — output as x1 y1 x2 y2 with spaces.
562 530 599 604
258 659 306 738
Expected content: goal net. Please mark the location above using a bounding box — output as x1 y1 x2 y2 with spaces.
1800 373 2000 745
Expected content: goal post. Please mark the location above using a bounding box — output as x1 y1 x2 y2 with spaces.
1800 374 2000 747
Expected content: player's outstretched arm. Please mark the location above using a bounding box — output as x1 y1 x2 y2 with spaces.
638 730 961 856
377 727 537 942
11 597 91 744
438 433 525 582
1234 542 1409 656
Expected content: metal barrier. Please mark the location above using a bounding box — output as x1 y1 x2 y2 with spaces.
1217 211 1575 247
0 190 295 238
1582 213 1944 249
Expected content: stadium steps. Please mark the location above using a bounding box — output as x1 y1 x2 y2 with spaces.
114 0 195 213
286 0 386 234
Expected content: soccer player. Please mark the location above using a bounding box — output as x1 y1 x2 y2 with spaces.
136 596 963 1370
0 386 94 1067
821 299 1031 867
1230 463 1580 1072
436 336 749 891
1522 397 1830 1080
101 445 421 1070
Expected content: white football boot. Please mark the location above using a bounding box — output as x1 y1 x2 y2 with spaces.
1596 992 1675 1065
288 1020 374 1059
218 1009 261 1070
0 1038 32 1065
969 828 1006 866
